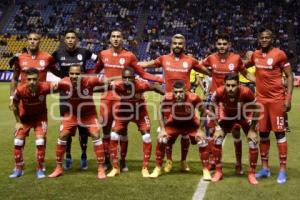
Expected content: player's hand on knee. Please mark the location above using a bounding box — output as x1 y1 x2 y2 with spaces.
195 129 206 141
15 122 23 131
158 130 168 144
213 126 224 139
9 99 16 111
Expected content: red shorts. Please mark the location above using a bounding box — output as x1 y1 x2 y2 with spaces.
258 100 285 132
112 104 151 134
15 115 48 137
165 121 199 144
219 119 250 134
60 112 99 136
99 99 119 128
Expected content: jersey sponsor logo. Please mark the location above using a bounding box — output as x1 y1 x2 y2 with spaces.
228 63 235 70
104 63 124 69
119 58 125 65
22 61 28 66
166 67 188 73
183 62 188 68
39 95 45 101
83 89 89 96
77 54 83 61
267 58 273 65
255 64 273 69
39 60 45 67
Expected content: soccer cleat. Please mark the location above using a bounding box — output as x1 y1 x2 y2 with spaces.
248 173 258 185
120 160 129 172
64 158 72 170
48 166 64 178
97 166 106 180
202 169 212 181
36 169 46 179
80 158 88 170
149 167 162 178
277 171 287 184
212 170 223 182
107 168 120 177
164 159 173 173
235 164 244 176
9 169 24 179
180 160 191 172
255 168 271 179
141 168 150 178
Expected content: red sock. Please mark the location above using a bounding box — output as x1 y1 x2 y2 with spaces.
199 145 210 170
14 145 24 170
213 144 222 171
165 143 173 160
94 142 105 166
234 139 242 166
143 142 152 168
155 142 166 167
103 136 110 162
208 138 215 165
277 140 288 171
249 147 258 173
110 140 119 168
120 136 128 162
259 139 270 168
56 144 66 166
36 145 45 170
181 137 190 161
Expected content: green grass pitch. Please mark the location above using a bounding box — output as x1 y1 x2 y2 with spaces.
0 83 299 200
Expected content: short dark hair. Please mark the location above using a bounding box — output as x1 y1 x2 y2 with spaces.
225 73 239 83
216 33 230 42
25 68 39 76
173 80 186 89
65 30 77 37
110 29 123 37
259 27 273 35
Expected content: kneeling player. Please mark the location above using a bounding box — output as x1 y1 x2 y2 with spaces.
9 68 52 179
150 80 211 180
210 73 259 184
107 68 164 177
48 65 116 179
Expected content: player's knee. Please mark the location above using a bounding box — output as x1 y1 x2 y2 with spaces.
248 140 257 149
142 133 151 143
35 138 45 146
259 132 270 139
110 132 120 141
197 139 208 148
14 138 24 146
275 132 286 143
120 135 128 142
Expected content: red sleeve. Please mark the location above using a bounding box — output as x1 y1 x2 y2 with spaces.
279 50 291 69
14 57 21 72
57 79 71 91
237 56 245 71
211 91 219 104
201 56 211 67
88 77 104 87
13 88 21 103
130 54 163 83
110 81 124 94
193 94 202 106
47 55 56 70
154 56 163 67
42 82 52 94
139 81 152 92
243 87 255 102
88 52 104 74
192 58 205 73
245 53 255 68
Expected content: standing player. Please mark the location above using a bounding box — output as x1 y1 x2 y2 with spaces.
92 29 163 171
209 73 260 184
9 68 52 179
150 80 211 180
201 33 255 173
52 30 98 170
245 28 294 184
9 32 57 110
48 65 116 179
139 34 210 173
107 68 164 177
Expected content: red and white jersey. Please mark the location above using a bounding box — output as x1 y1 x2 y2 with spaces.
57 76 104 115
211 85 255 119
15 51 55 83
247 48 290 102
162 91 202 124
93 48 163 100
154 53 204 92
13 82 51 119
201 52 245 92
